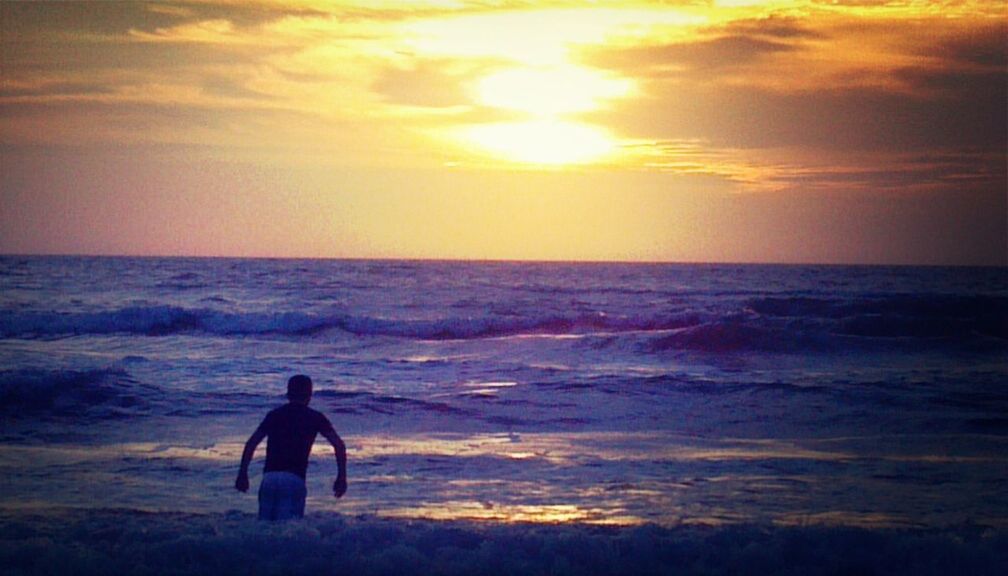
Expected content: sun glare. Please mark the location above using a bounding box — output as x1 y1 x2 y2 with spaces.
399 9 659 166
396 8 713 166
462 120 617 165
476 66 633 116
461 64 632 165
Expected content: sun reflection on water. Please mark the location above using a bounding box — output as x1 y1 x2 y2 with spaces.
381 501 642 525
3 431 1006 527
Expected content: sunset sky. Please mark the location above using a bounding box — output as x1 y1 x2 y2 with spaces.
1 0 1005 264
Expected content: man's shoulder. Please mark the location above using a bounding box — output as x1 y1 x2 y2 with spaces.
264 402 331 425
258 404 285 426
265 404 289 417
306 405 334 430
273 403 330 421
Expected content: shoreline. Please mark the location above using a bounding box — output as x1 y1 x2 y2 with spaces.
2 508 1005 575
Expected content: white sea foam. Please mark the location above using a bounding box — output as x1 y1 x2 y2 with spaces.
0 509 1004 576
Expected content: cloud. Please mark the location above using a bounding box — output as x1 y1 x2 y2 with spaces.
0 80 116 100
588 35 801 75
372 59 487 109
920 21 1007 68
719 15 827 40
579 11 1005 156
128 19 243 44
766 150 1007 194
622 137 1006 197
586 10 1005 197
145 4 196 18
2 2 1005 185
589 77 1004 155
580 15 821 77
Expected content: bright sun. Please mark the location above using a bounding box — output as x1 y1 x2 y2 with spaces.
463 120 616 165
476 67 633 116
458 64 633 166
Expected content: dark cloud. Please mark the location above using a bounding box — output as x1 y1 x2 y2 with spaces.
718 15 828 40
580 16 821 75
583 12 1005 154
587 65 1005 153
588 35 799 73
810 0 925 6
0 100 223 132
0 1 322 39
3 30 269 80
158 2 329 28
0 81 115 99
0 2 171 36
930 22 1007 68
769 151 1006 194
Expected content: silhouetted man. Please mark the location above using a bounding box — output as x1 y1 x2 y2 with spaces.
235 374 347 520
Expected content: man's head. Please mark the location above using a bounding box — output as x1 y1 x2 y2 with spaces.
287 374 313 404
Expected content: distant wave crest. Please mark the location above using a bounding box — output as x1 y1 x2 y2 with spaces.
747 294 1008 340
1 293 1003 351
649 294 1008 354
0 306 700 340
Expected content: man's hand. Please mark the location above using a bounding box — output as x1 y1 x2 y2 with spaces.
333 476 347 498
237 428 264 494
235 471 250 493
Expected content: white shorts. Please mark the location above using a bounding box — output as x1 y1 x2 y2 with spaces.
258 471 307 521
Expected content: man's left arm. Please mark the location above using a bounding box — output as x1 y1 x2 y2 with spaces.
235 427 266 493
321 427 347 498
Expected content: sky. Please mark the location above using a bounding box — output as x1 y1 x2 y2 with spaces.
1 0 1005 264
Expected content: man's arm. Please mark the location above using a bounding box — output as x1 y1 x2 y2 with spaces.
321 427 347 498
235 427 267 492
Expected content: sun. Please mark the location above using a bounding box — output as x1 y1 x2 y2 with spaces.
475 66 633 116
401 9 644 167
455 64 632 166
462 120 617 165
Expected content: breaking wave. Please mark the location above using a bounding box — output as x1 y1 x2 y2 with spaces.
0 306 701 341
1 294 1003 355
645 294 1008 354
0 368 160 419
0 509 1004 576
746 294 1008 340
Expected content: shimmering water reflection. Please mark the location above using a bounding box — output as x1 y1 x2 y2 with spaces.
3 430 1004 528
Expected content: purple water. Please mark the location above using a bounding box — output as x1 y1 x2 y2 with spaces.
1 257 1006 531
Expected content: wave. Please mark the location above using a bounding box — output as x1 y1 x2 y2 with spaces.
0 306 701 340
746 294 1008 340
642 294 1008 354
2 293 1003 350
574 373 833 397
313 389 466 417
647 321 1006 356
0 307 324 338
1 509 1004 576
0 368 159 419
646 320 841 354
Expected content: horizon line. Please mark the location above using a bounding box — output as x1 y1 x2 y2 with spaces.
1 251 1004 269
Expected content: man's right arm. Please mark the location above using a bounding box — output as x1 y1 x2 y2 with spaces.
235 427 267 492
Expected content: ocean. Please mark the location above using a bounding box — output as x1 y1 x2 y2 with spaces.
1 256 1006 574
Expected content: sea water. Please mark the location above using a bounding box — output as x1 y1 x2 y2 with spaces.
1 256 1006 530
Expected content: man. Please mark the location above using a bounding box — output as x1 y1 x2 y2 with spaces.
235 374 347 520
